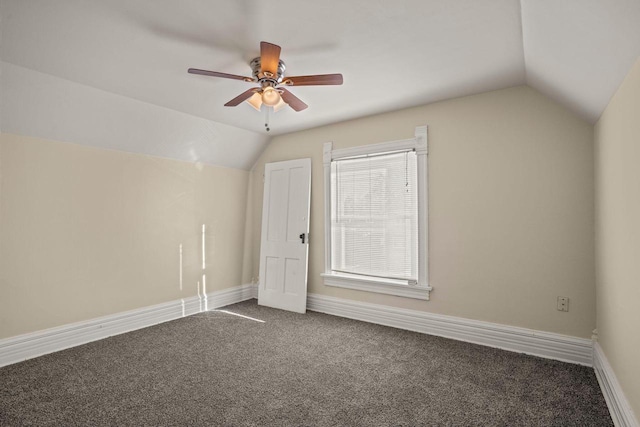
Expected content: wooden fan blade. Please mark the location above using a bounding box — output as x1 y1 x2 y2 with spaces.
260 41 281 75
280 88 308 112
188 68 252 82
283 74 343 86
224 88 258 106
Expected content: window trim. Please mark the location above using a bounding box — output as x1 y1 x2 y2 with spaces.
322 126 431 300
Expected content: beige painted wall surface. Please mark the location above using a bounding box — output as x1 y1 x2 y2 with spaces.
595 58 640 417
250 85 595 338
0 134 249 339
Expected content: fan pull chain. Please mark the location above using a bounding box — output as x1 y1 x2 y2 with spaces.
265 107 271 132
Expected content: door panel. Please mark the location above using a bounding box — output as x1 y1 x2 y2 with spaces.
286 166 308 242
283 258 300 295
266 169 286 242
264 257 279 291
258 158 311 313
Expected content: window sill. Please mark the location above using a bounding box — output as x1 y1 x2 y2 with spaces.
321 272 432 300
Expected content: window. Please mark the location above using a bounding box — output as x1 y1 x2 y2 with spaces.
322 126 431 300
331 151 418 281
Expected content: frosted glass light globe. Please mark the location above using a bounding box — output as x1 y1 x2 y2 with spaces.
261 87 281 106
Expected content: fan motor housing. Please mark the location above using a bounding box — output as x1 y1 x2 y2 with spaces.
250 57 286 87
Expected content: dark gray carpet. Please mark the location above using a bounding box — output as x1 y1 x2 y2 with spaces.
0 300 612 426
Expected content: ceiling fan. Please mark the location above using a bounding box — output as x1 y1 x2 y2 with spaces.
188 41 343 129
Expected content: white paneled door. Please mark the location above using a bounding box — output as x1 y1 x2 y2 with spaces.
258 158 311 313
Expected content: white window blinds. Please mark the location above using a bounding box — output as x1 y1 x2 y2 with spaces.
330 150 418 282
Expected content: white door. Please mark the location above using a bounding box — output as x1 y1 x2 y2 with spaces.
258 158 311 313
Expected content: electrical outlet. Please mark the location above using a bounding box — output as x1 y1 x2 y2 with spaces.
557 296 569 312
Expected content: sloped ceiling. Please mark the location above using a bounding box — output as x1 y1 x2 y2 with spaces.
1 0 639 169
522 0 640 122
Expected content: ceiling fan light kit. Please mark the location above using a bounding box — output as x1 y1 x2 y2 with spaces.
261 86 281 106
188 41 343 131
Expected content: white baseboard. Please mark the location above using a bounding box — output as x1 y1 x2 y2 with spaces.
593 342 639 427
207 283 256 309
307 293 593 366
250 282 259 299
0 283 255 368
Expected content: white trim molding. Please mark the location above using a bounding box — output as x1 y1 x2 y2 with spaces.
0 284 255 368
593 342 639 427
307 293 593 366
210 283 256 308
322 126 431 300
321 272 431 300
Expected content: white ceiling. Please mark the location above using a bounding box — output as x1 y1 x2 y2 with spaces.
1 0 639 167
522 0 640 122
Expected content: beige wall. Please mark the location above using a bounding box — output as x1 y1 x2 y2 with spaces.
250 85 595 338
595 58 640 417
0 133 250 339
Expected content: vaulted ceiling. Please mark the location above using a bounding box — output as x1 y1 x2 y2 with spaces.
1 0 639 169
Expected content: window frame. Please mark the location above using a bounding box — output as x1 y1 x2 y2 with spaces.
321 126 431 300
